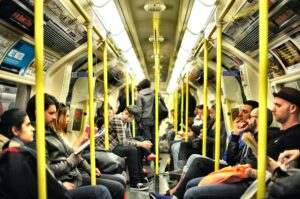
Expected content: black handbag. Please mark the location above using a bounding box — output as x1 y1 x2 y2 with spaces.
83 150 125 174
153 94 168 121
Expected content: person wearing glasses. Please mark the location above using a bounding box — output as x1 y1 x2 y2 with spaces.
107 105 153 191
182 87 300 199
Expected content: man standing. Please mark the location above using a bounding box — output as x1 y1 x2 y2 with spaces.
136 79 156 152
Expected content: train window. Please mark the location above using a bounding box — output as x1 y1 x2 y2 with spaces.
0 81 17 115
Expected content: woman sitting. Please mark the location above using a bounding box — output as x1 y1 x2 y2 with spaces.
0 108 111 199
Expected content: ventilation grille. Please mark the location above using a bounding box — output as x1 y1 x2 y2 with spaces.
234 25 275 53
44 20 82 54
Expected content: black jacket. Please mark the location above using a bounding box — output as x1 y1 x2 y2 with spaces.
226 127 281 168
0 139 71 199
45 127 90 186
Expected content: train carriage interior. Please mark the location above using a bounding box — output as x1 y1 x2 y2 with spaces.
0 0 300 198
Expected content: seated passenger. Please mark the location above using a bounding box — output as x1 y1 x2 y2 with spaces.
26 94 124 199
183 87 300 199
0 133 9 152
0 109 111 199
96 105 152 191
177 104 227 169
54 103 126 188
267 149 300 199
149 100 259 199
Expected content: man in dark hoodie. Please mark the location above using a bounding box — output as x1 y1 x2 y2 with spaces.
136 79 158 155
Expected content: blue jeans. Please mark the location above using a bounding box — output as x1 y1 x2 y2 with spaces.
184 177 251 199
171 142 181 170
70 185 111 199
81 174 125 199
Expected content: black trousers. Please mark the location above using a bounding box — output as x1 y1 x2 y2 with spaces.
178 142 202 162
113 144 143 186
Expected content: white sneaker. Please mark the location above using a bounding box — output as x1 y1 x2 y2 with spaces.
130 183 149 191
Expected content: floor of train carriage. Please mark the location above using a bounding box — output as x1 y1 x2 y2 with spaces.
126 153 171 199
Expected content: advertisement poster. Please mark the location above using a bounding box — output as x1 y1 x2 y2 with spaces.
0 40 34 75
271 39 300 73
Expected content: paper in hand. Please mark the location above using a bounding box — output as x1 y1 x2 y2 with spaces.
74 129 106 155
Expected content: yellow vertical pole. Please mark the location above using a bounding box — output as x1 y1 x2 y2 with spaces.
153 12 160 175
131 78 136 137
202 40 208 157
174 91 178 134
34 0 47 198
180 80 184 132
126 74 129 107
155 55 159 175
185 74 189 142
103 41 109 150
257 0 268 198
87 24 96 185
215 24 222 171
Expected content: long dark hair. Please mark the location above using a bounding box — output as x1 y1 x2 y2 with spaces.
0 109 27 139
55 103 68 133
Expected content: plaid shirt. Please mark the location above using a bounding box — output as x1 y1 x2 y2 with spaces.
95 113 137 150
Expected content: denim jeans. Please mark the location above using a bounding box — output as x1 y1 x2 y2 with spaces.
69 185 111 199
183 155 228 173
184 177 251 199
183 154 201 173
171 142 181 170
81 173 125 199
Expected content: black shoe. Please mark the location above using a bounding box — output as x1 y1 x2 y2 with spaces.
141 177 153 185
147 172 155 179
169 169 182 179
130 183 149 191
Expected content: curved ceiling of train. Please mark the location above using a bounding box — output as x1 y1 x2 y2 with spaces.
65 0 256 90
1 0 299 91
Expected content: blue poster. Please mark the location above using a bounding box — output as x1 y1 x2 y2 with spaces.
1 40 34 74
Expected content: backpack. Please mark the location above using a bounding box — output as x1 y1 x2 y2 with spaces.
153 95 169 121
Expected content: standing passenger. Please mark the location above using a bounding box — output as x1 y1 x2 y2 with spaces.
136 79 156 154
